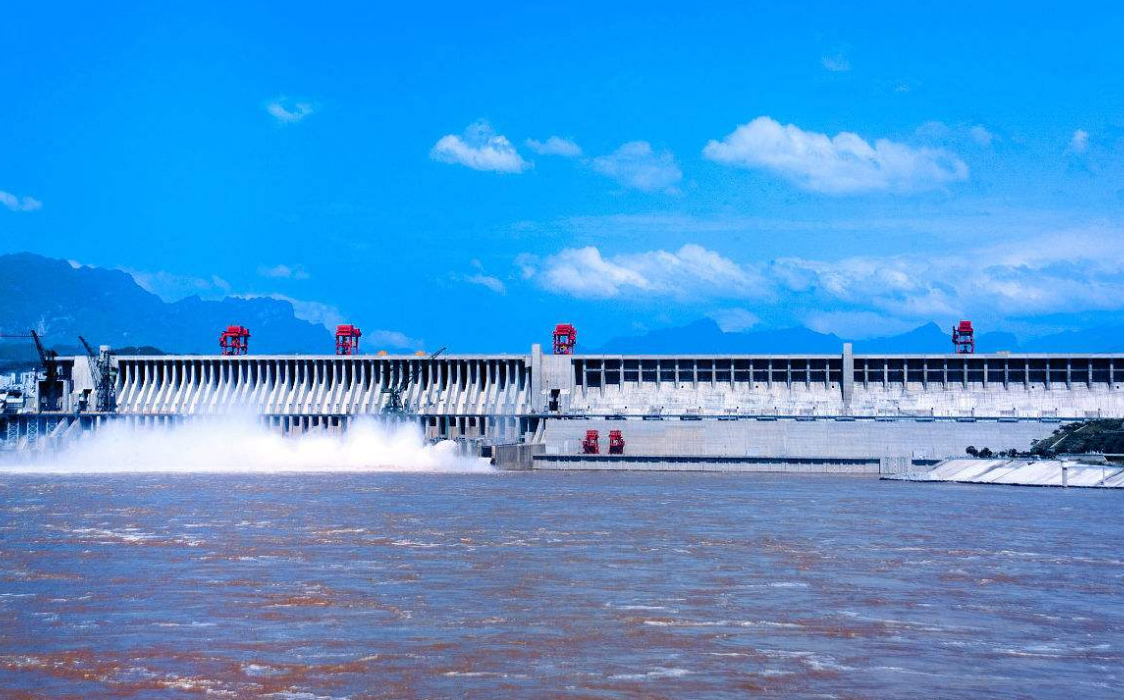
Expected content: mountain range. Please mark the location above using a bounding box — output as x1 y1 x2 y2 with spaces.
593 318 1123 354
0 252 333 364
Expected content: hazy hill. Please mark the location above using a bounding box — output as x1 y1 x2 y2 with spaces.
593 319 1119 354
0 252 332 356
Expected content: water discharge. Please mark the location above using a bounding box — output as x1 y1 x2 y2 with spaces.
1 418 493 473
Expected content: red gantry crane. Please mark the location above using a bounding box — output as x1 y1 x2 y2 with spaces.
219 325 251 356
952 320 975 354
553 323 577 355
335 324 362 355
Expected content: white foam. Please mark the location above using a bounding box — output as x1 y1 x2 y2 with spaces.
1 418 493 474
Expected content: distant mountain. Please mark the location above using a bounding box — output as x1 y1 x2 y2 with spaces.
1022 324 1124 353
594 319 845 354
593 319 1118 354
0 252 333 355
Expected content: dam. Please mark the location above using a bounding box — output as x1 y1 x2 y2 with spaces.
3 341 1123 472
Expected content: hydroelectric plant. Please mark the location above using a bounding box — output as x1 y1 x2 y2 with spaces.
3 322 1123 473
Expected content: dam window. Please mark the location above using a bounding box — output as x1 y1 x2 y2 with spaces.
642 367 657 382
606 371 621 384
887 360 904 384
967 361 985 383
1028 360 1047 384
623 369 639 382
658 367 674 382
677 366 694 382
716 368 731 382
586 372 601 388
987 365 1006 383
946 360 964 383
605 359 621 370
1092 360 1110 383
574 364 584 386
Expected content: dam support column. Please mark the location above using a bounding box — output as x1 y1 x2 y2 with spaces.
842 343 854 416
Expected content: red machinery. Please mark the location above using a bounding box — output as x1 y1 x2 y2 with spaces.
335 324 362 355
582 429 600 454
219 325 250 356
553 323 577 355
952 320 975 354
608 430 625 455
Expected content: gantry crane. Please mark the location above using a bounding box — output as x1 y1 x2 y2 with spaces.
381 347 446 416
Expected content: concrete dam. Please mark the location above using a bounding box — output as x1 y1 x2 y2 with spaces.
3 341 1123 472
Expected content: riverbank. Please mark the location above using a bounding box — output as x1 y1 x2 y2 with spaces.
884 457 1124 488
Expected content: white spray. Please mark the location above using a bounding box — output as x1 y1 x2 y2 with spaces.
2 418 494 474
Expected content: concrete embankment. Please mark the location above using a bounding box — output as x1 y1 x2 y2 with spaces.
884 458 1124 488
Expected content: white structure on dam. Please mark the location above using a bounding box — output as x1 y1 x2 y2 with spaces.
4 343 1123 467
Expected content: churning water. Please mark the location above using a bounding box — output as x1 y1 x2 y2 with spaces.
0 471 1121 698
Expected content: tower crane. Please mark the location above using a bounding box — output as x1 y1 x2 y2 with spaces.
381 347 446 416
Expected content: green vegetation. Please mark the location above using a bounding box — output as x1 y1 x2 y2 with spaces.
1030 419 1124 458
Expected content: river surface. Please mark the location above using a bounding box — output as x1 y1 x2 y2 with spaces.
0 472 1121 699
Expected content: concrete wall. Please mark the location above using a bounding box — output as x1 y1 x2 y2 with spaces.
540 417 1059 461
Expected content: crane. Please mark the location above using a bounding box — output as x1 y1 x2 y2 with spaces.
78 336 116 413
381 347 446 416
29 330 65 411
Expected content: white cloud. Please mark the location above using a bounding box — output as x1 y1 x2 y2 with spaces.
365 329 424 350
527 227 1124 336
703 116 968 194
821 54 851 72
430 120 531 173
968 125 994 147
1070 129 1089 153
258 264 310 280
709 308 760 332
466 274 506 294
266 98 315 124
124 269 232 302
252 294 344 330
591 141 682 193
525 136 582 157
0 190 42 212
531 244 764 299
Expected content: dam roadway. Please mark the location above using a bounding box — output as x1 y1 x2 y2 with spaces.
4 343 1123 471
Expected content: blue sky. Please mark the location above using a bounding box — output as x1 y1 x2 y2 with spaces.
2 2 1123 350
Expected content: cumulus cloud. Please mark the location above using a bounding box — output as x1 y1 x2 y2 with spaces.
1070 129 1089 153
526 227 1124 336
430 121 531 173
266 98 315 124
525 136 582 157
703 116 968 193
258 264 310 280
0 190 42 212
530 244 764 299
591 141 682 193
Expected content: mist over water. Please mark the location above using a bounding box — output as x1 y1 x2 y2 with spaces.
1 418 492 473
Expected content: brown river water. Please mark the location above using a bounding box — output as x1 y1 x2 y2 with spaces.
0 471 1121 699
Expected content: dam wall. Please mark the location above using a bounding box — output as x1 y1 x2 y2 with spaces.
5 343 1123 463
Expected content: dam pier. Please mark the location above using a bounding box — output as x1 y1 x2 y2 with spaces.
2 340 1123 473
